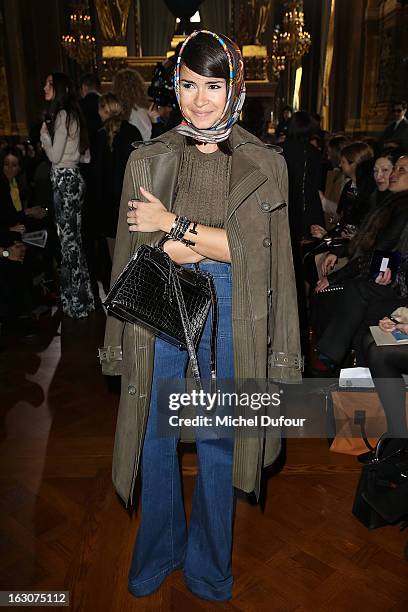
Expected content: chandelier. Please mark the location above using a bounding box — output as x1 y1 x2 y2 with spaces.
278 1 311 62
61 2 96 67
270 27 286 77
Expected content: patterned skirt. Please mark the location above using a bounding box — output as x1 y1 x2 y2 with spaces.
50 167 95 319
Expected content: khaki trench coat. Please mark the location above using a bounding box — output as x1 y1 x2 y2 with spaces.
100 125 302 507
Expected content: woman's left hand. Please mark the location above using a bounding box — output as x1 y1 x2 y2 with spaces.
379 316 397 332
378 317 408 334
375 268 392 285
147 103 160 123
396 322 408 335
310 224 327 239
25 206 47 220
127 187 170 233
315 277 329 292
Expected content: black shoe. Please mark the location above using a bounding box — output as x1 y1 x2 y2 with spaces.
357 450 375 464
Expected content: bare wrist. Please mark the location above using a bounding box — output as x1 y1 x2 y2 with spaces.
159 211 176 233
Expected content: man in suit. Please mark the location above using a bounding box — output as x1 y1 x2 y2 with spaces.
79 73 110 305
79 73 102 150
381 100 408 152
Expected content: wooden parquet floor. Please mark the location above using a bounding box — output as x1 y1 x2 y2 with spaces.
1 308 408 612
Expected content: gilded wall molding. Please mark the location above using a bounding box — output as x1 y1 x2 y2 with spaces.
359 0 408 135
0 3 11 134
95 0 131 41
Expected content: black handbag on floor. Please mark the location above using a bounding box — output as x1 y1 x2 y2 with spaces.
104 244 218 386
352 434 408 529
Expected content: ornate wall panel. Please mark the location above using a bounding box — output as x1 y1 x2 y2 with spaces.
328 0 366 134
360 0 408 135
0 0 64 136
0 0 12 135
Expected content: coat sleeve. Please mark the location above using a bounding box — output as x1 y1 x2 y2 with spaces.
269 154 303 383
41 111 69 165
99 157 135 375
99 149 162 375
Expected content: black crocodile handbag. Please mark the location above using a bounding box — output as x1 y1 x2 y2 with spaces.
104 244 218 386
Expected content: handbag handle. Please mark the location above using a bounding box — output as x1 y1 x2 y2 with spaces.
169 258 218 389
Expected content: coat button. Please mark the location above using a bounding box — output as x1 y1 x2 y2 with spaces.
263 238 271 247
261 202 272 212
267 288 272 296
128 385 136 395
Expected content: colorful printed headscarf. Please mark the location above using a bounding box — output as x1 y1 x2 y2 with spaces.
173 30 246 144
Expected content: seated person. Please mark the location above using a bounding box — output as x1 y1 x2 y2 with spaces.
0 232 36 336
0 146 47 230
317 148 402 278
319 134 349 225
311 141 374 240
369 148 403 211
0 146 56 310
313 155 408 372
310 148 392 285
362 310 408 442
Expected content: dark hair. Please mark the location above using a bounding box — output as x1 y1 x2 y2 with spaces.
282 105 293 114
80 72 100 91
349 192 407 256
328 134 349 154
378 147 406 165
362 137 381 158
356 157 376 203
340 141 373 165
181 32 230 81
383 138 408 153
0 145 27 197
181 32 232 154
310 133 323 150
0 145 24 170
45 72 89 153
287 111 318 142
393 100 407 110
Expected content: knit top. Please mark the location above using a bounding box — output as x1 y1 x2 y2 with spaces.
40 110 81 169
172 140 232 228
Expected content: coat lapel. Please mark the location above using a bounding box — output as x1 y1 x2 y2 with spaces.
148 143 183 212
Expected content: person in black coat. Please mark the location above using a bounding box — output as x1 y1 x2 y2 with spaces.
282 111 325 358
283 112 325 242
362 315 408 439
79 73 102 151
0 174 21 231
78 73 108 302
0 146 47 231
315 157 408 371
0 153 39 334
275 105 293 144
335 142 375 230
93 92 142 259
381 101 408 152
0 230 33 333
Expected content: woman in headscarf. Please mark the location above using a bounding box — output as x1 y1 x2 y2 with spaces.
101 30 301 602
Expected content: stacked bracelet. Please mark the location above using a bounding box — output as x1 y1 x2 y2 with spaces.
169 216 190 241
168 216 198 246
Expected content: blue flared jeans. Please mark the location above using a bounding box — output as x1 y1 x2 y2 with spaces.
128 262 235 601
